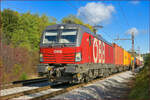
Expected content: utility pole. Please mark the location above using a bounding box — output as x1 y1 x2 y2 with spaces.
114 32 135 72
131 32 135 72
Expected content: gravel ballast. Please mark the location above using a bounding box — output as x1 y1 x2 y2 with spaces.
52 71 134 100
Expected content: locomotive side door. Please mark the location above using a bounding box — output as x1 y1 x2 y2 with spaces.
88 35 93 63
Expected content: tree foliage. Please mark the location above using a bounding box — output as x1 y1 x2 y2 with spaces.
1 9 94 51
1 9 56 50
1 9 20 44
61 15 94 32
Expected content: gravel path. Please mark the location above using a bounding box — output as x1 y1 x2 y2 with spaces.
51 71 134 100
12 88 62 100
0 81 51 96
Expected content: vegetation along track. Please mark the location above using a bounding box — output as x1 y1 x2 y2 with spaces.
1 71 129 100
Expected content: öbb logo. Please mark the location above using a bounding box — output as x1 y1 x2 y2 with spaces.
93 38 105 63
54 50 62 53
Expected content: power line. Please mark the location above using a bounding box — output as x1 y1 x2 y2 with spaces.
101 1 129 42
3 2 27 12
66 1 115 41
103 1 124 31
66 1 78 10
118 2 130 27
100 30 114 42
65 1 88 19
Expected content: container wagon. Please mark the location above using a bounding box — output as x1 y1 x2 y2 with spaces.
113 43 124 71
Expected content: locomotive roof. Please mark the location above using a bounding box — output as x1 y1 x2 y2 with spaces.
45 24 112 46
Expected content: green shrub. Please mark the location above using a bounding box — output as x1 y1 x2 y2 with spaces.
20 72 28 80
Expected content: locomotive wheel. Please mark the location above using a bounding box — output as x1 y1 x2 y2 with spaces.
47 71 51 79
79 73 84 83
88 70 93 80
80 78 85 83
103 69 109 78
84 75 89 83
106 70 109 77
56 69 61 77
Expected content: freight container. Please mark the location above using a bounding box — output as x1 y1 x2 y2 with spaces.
105 43 114 64
113 43 124 65
131 56 134 66
136 57 140 66
124 50 129 66
120 46 124 65
128 53 131 65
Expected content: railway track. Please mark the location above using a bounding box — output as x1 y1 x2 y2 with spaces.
1 85 51 100
0 71 131 100
0 77 50 100
0 77 48 90
12 77 47 84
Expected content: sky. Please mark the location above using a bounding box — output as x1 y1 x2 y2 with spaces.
1 0 150 54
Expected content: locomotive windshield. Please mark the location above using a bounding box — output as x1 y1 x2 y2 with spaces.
43 30 58 43
60 29 76 43
43 29 77 44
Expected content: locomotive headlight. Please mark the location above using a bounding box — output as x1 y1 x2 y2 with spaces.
75 52 82 62
59 26 64 29
40 53 43 62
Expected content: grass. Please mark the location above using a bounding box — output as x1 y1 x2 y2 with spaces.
128 54 150 100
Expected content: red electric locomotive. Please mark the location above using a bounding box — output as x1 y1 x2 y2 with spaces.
37 24 117 83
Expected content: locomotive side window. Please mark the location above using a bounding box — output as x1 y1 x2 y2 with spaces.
60 29 77 43
43 30 57 43
89 36 91 46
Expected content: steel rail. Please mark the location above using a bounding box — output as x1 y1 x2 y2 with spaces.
0 86 51 100
0 78 48 90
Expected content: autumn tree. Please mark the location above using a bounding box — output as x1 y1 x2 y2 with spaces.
1 9 56 50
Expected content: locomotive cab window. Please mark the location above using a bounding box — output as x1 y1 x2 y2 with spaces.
43 30 58 44
43 29 77 44
60 29 77 43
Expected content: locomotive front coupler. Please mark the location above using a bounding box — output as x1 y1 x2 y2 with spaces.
47 65 65 78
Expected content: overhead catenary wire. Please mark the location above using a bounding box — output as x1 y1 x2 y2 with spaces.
117 1 133 42
100 1 127 45
3 2 27 12
100 30 115 42
65 1 88 19
117 2 138 52
65 1 115 42
118 2 130 27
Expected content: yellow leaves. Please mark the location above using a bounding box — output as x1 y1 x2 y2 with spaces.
61 14 94 32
